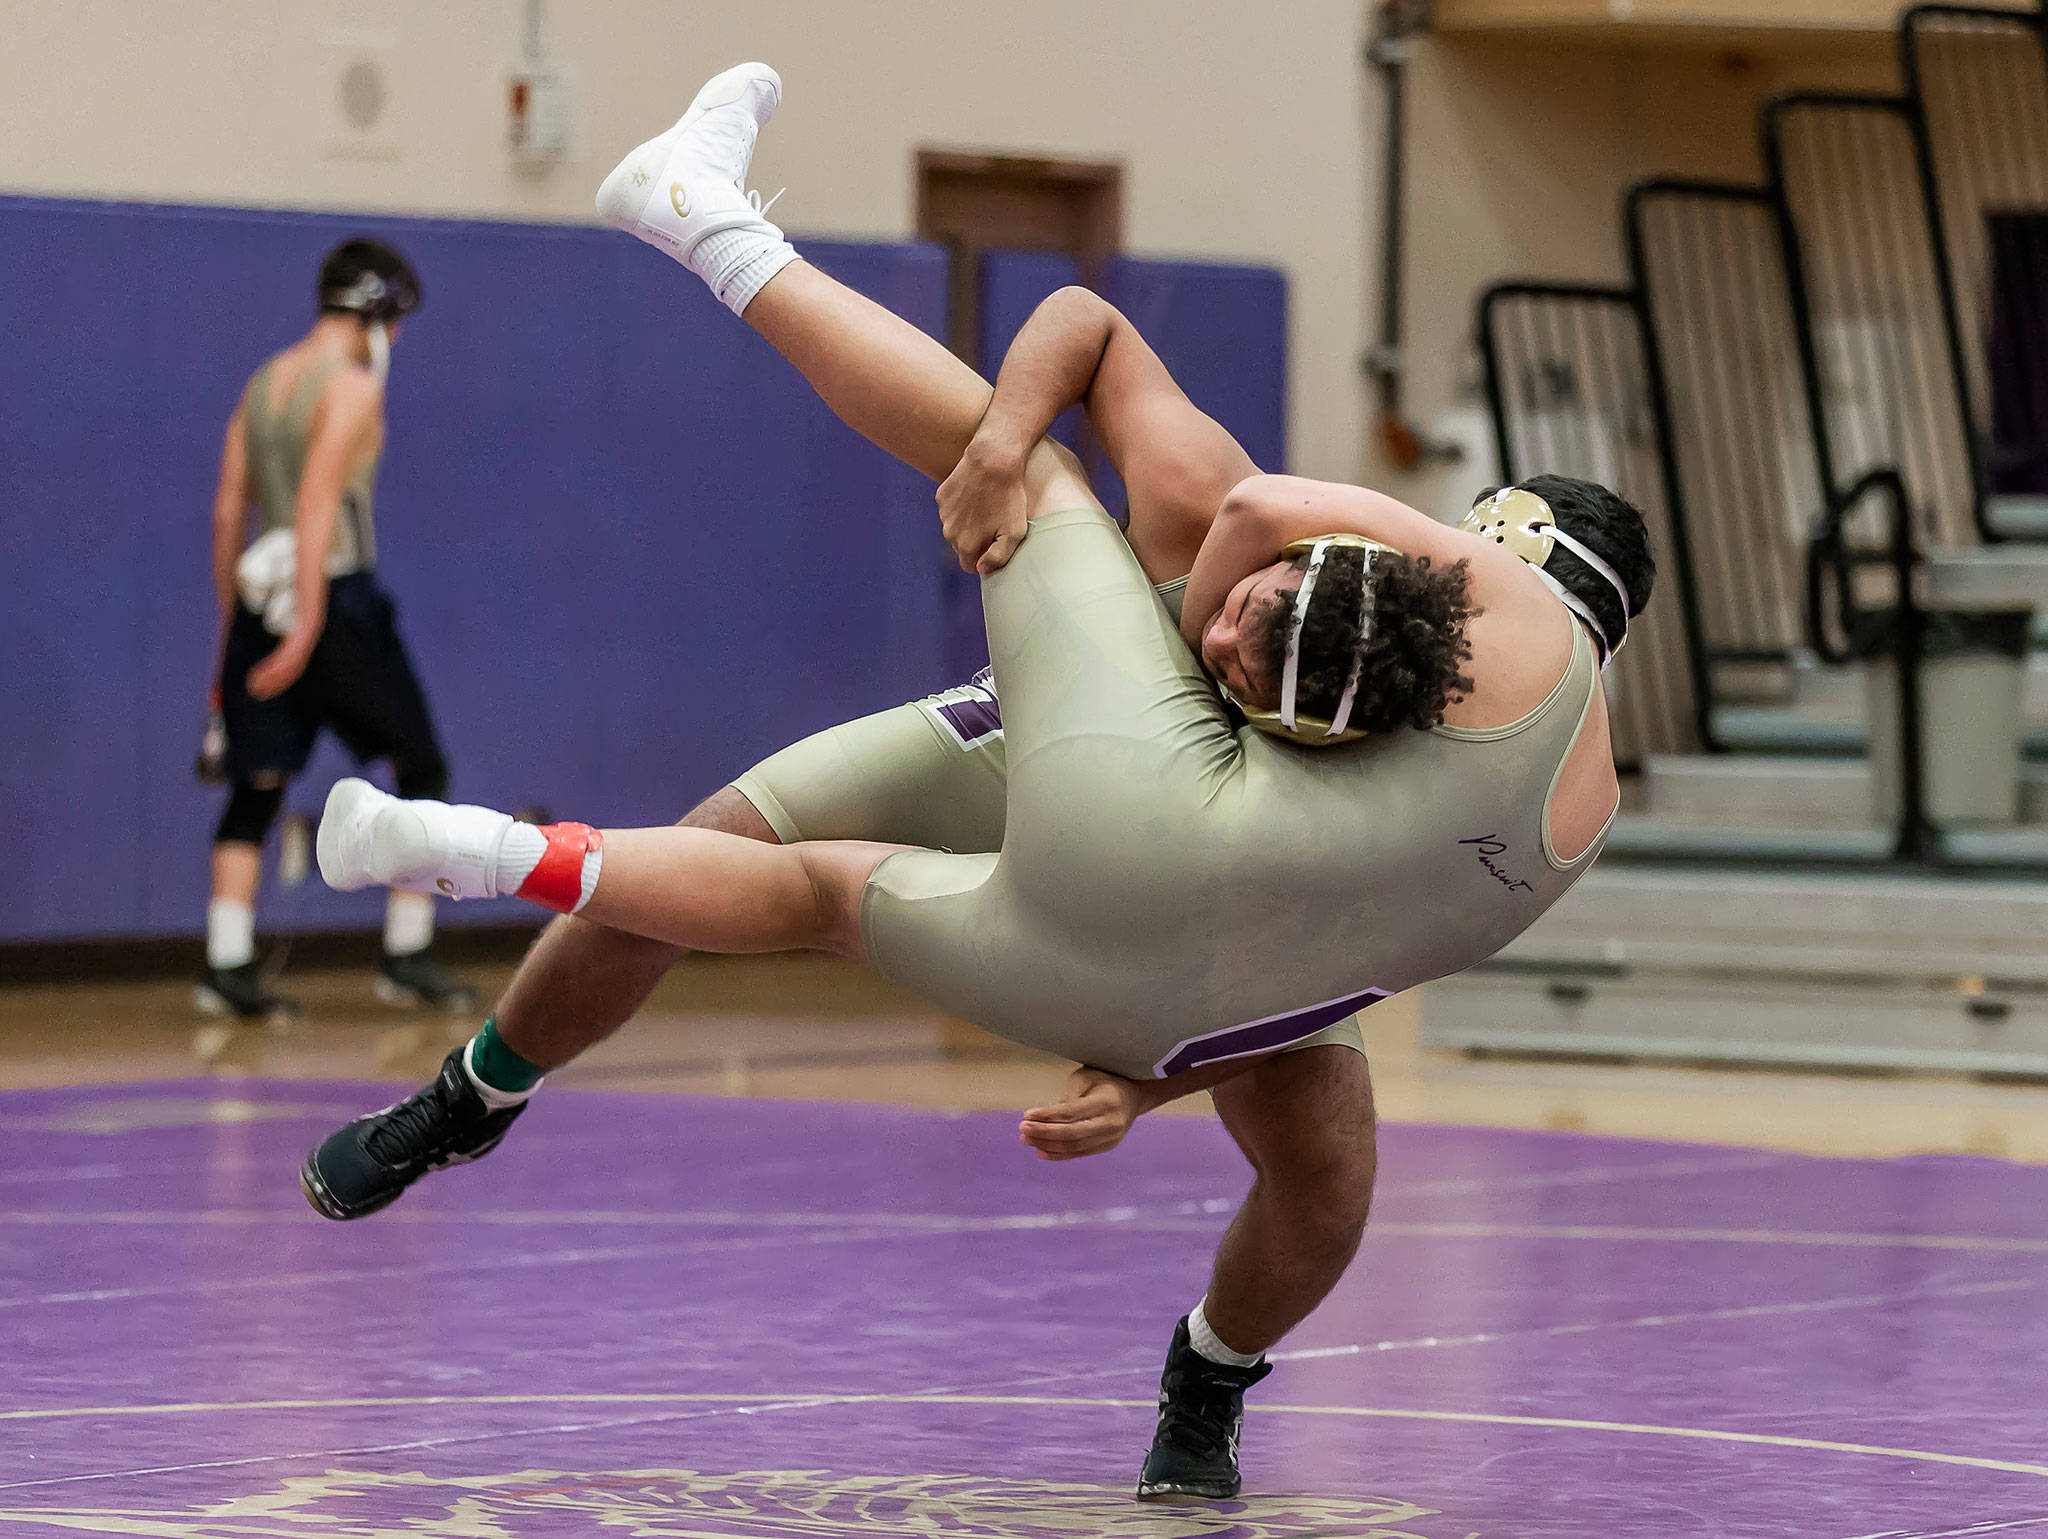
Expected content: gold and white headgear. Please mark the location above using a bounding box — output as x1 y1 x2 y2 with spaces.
1459 486 1633 665
1225 532 1399 748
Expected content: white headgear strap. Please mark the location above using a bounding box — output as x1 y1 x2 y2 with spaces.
1326 559 1378 736
1277 539 1331 732
366 320 391 385
1542 524 1631 664
1278 538 1382 738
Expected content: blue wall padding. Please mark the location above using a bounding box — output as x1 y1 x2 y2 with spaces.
0 196 951 940
1104 254 1288 478
977 250 1289 481
955 249 1289 674
0 195 1287 943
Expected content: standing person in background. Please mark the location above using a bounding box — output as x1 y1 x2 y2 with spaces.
199 239 475 1020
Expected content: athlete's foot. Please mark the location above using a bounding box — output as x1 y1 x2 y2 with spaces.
195 958 298 1023
377 945 478 1013
1134 1316 1273 1502
300 1046 525 1220
595 62 796 310
317 777 512 900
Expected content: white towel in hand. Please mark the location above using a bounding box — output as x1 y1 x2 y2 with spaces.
235 529 301 636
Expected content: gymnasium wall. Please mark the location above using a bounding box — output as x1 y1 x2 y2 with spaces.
0 196 1286 943
0 0 1917 522
0 0 1368 493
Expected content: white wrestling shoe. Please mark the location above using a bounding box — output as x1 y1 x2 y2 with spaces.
596 62 785 271
317 778 511 901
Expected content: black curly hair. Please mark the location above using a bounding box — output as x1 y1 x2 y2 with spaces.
1511 474 1655 655
1245 547 1480 734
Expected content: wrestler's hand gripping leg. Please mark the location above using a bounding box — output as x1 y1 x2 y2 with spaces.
484 193 1080 1072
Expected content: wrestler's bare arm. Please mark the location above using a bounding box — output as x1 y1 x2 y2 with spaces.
209 403 252 655
1185 472 1580 723
1179 472 1547 650
1019 1057 1276 1160
939 286 1258 581
741 263 1097 545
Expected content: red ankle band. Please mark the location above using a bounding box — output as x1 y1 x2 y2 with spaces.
515 823 603 913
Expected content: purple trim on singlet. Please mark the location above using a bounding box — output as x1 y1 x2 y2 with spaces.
934 693 1001 745
931 667 1003 749
1153 988 1392 1077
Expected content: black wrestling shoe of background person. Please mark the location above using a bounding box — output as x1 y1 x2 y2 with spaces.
300 1046 524 1220
375 944 478 1013
1135 1316 1274 1501
195 959 298 1022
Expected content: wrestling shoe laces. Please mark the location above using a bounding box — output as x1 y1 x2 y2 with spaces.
362 1081 461 1167
301 1047 525 1220
1136 1316 1273 1501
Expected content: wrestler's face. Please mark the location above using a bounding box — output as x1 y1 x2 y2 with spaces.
1199 559 1296 708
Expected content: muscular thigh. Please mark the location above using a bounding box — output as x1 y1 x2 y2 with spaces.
731 691 1008 852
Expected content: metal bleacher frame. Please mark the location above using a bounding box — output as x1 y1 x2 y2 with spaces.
1424 3 2048 1074
1480 13 2048 865
1476 276 1932 859
1476 281 1716 767
1762 91 1987 549
1624 179 1885 747
1901 3 2048 531
1625 182 1819 684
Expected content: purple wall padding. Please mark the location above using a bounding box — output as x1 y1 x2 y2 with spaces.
0 197 1288 944
954 250 1288 673
0 196 952 940
1103 255 1288 477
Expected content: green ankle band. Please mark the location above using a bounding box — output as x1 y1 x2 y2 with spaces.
468 1018 547 1093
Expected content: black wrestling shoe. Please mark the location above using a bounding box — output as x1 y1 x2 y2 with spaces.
1135 1316 1273 1502
195 959 298 1022
375 945 478 1012
300 1047 525 1220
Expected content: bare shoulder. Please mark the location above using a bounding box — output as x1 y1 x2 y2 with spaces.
1227 473 1543 598
320 362 383 410
310 363 383 439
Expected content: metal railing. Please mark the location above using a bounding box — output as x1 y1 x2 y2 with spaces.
1807 469 1934 858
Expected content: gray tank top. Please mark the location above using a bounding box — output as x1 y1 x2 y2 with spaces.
1150 564 1608 1013
1217 617 1611 1022
243 353 379 575
864 505 1614 1080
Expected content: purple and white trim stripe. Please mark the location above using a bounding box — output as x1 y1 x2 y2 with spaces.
1153 987 1391 1077
930 667 1003 749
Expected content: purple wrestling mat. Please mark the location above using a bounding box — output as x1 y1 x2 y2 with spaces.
0 1078 2044 1538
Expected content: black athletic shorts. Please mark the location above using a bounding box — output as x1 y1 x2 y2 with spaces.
218 572 444 783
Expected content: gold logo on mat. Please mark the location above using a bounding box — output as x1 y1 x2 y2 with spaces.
0 1468 1474 1537
670 182 692 218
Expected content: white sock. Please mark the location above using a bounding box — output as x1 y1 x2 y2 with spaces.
462 1037 539 1110
488 821 603 913
690 226 799 316
1188 1298 1264 1368
573 843 604 911
382 889 436 957
492 821 548 896
206 898 255 971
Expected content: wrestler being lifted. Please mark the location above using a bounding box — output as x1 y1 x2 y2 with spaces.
301 63 1652 1503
